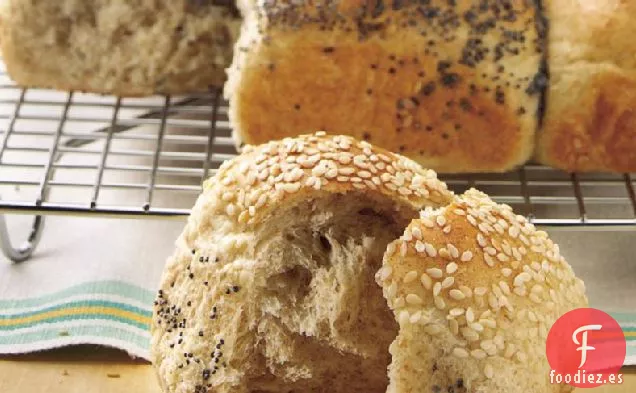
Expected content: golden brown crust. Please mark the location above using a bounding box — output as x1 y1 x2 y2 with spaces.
377 189 587 392
202 131 453 230
227 0 545 173
0 0 241 96
538 0 636 172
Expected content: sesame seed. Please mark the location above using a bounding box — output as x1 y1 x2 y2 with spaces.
394 297 405 308
459 285 472 297
442 277 455 289
471 349 487 360
502 268 512 277
387 282 398 299
481 339 496 353
421 218 435 228
339 167 355 175
434 296 446 309
462 308 474 323
450 307 465 317
454 209 466 216
460 251 473 262
386 242 396 255
449 289 465 300
427 268 443 279
415 240 426 253
400 242 408 256
425 243 437 257
484 254 495 267
499 281 511 295
424 324 443 335
462 327 479 341
439 248 451 259
433 282 442 296
410 311 423 324
481 318 497 329
411 227 422 240
446 262 458 274
436 215 447 227
449 319 459 335
420 273 433 290
513 272 531 287
488 294 499 310
484 247 497 256
406 293 424 305
514 286 527 297
529 293 542 304
474 287 488 296
496 253 509 262
403 270 419 284
447 244 459 259
379 266 393 281
467 215 477 226
453 347 469 358
399 310 410 325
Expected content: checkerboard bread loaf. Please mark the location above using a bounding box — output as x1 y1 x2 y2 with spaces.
536 0 636 172
0 0 241 96
151 133 588 393
225 0 547 173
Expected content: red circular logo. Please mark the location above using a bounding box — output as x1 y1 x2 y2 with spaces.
546 308 626 388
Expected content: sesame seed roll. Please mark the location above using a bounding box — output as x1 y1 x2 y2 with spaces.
151 132 453 393
377 188 588 393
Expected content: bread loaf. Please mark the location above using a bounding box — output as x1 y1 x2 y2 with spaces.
225 0 547 173
151 133 588 393
536 0 636 172
150 132 453 393
0 0 241 96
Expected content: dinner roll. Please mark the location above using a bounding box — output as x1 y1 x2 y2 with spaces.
377 188 588 393
151 132 452 393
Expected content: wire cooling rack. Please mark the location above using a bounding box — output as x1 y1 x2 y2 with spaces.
0 63 635 261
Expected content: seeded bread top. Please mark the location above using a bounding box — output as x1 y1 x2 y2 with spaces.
201 131 454 229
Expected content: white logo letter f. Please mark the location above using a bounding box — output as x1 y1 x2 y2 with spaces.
572 324 603 368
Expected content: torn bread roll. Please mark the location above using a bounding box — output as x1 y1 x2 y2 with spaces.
151 134 588 393
377 188 588 393
225 0 547 173
0 0 241 96
150 132 453 393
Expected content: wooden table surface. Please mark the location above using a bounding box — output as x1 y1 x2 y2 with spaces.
0 346 634 393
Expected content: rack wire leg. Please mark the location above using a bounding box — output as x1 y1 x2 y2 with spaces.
0 214 45 263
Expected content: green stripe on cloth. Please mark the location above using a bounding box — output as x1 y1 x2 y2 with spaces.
0 300 151 320
0 325 149 349
0 281 155 308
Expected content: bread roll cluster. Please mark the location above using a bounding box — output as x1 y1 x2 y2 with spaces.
151 133 587 393
2 0 634 171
